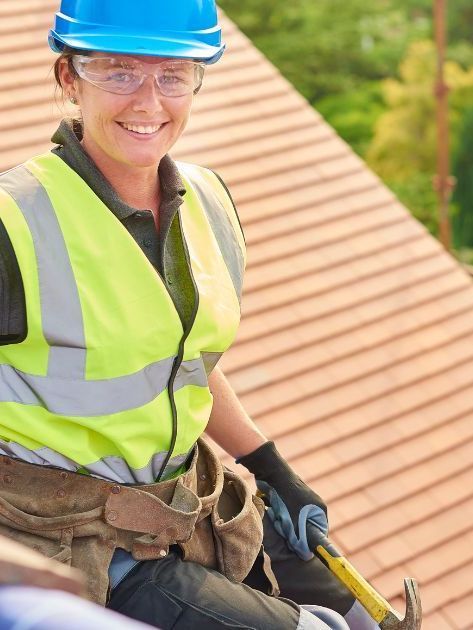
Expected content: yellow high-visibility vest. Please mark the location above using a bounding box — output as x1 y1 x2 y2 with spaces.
0 153 245 483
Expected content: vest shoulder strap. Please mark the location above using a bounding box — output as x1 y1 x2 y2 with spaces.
177 162 246 302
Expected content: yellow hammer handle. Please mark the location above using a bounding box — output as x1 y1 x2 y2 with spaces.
316 544 392 624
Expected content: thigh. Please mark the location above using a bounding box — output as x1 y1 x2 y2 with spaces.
262 515 356 615
108 549 301 630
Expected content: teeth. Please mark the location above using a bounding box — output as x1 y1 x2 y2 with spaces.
121 123 162 134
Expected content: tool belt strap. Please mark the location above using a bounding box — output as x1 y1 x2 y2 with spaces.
0 438 265 604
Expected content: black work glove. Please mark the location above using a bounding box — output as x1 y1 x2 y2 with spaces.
237 441 329 561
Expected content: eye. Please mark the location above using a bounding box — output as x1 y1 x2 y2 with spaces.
110 71 134 83
162 71 184 83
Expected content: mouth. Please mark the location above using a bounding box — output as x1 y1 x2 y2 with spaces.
117 121 168 137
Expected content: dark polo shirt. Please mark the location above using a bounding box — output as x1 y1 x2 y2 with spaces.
0 119 199 344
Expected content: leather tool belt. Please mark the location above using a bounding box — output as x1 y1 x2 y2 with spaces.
0 439 265 604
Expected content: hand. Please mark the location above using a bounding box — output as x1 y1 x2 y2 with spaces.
237 441 328 561
0 535 86 597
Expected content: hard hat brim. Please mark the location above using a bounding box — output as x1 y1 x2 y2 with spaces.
49 31 225 64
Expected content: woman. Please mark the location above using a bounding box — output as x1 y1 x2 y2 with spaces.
0 1 375 628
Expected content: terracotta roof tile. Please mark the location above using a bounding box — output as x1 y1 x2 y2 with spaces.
370 564 415 601
422 612 455 630
0 0 54 16
405 530 473 584
442 594 473 630
2 8 473 624
420 561 473 616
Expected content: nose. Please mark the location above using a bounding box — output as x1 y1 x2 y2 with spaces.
131 74 165 113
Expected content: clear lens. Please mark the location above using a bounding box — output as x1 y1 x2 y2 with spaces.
72 56 204 97
158 61 205 97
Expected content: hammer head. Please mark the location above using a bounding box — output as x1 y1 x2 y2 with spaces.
381 578 422 630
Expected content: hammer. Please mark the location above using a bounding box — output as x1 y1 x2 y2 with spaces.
310 528 422 629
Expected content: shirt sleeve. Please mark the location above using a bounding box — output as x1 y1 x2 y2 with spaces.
0 218 27 344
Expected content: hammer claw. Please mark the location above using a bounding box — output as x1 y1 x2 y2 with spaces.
403 578 422 630
380 578 422 630
308 528 422 629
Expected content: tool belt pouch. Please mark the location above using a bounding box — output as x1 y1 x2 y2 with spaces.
180 441 265 583
211 470 265 583
0 441 266 599
0 494 113 603
0 495 75 564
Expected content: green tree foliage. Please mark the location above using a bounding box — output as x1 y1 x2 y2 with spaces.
452 108 473 248
219 0 473 239
367 41 437 179
446 0 473 46
219 0 434 161
366 40 473 233
316 82 385 156
219 0 431 101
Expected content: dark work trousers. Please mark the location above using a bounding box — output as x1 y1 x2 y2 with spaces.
250 514 356 610
108 551 302 629
107 515 365 629
253 515 379 629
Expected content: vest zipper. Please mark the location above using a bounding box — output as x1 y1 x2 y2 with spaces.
156 211 200 481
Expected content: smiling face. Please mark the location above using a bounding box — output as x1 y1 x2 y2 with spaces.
59 52 194 175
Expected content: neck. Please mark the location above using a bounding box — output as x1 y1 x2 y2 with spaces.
81 139 161 218
107 167 161 218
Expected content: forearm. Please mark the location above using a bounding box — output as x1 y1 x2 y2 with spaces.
205 366 267 458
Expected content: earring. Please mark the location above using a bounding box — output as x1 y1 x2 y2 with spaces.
70 96 77 105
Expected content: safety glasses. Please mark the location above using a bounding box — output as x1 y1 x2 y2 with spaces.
71 55 205 97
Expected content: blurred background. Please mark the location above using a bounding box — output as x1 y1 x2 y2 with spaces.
219 0 473 262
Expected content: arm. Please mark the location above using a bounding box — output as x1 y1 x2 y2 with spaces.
206 366 328 561
205 365 267 458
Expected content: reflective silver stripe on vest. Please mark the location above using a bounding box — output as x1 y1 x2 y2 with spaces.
0 358 176 416
187 171 244 304
0 355 207 416
0 166 209 416
0 166 87 379
173 357 208 391
0 440 191 484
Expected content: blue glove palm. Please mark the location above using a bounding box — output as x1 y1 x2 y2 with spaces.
257 480 328 561
237 441 329 562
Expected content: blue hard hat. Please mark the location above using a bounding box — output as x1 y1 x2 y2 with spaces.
48 0 225 64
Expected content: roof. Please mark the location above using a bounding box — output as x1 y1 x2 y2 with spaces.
1 2 473 627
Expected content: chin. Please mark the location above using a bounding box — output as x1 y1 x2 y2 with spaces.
123 152 164 169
